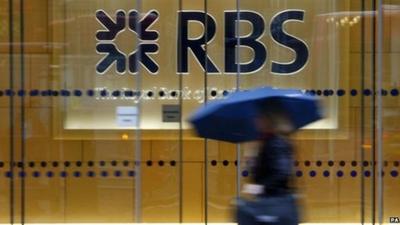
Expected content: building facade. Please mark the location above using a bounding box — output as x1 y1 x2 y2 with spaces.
0 0 399 224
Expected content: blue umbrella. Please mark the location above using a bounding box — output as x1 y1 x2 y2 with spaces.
189 87 323 143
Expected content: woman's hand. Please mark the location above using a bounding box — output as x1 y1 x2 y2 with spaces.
242 184 264 195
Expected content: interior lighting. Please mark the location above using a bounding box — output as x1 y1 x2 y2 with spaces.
363 144 372 149
122 133 129 140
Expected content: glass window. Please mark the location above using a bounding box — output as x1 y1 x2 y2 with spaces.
0 0 397 224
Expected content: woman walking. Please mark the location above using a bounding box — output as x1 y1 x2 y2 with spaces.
238 100 300 225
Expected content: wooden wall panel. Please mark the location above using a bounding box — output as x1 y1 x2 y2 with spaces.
141 166 180 222
299 165 340 222
0 55 10 107
24 167 66 223
218 142 237 162
337 165 363 222
151 140 181 162
182 163 204 222
82 140 151 162
28 54 51 107
23 0 49 53
183 140 205 162
0 164 11 223
206 163 237 222
383 173 400 222
0 0 9 53
64 166 134 223
25 139 82 162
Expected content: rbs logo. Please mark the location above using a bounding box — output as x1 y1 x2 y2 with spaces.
96 9 309 75
96 10 160 74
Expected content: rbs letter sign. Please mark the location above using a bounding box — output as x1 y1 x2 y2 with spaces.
96 9 309 76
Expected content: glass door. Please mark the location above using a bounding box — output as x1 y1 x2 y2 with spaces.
1 0 398 224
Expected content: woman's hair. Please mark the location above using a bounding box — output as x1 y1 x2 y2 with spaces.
257 99 294 135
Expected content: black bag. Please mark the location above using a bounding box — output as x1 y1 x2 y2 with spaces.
236 194 299 225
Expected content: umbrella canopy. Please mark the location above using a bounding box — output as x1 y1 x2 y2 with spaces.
189 87 323 143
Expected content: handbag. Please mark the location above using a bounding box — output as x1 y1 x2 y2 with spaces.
235 194 299 225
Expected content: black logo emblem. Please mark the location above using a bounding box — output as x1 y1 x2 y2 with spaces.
96 10 159 74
